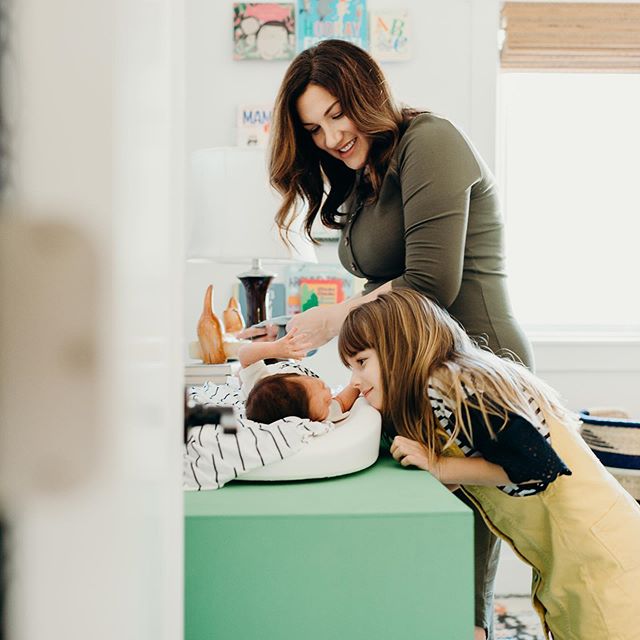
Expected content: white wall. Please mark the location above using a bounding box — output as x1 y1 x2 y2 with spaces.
184 1 640 600
184 0 501 351
4 1 184 638
184 0 640 407
186 0 497 157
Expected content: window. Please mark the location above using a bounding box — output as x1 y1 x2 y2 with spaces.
499 3 640 332
500 72 640 331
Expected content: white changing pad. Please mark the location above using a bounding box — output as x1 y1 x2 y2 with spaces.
239 397 381 481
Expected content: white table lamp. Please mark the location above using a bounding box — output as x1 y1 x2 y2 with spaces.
187 147 316 325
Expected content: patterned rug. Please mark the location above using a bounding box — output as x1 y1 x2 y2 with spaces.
494 595 545 640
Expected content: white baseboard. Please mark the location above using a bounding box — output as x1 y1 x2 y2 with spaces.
495 543 531 596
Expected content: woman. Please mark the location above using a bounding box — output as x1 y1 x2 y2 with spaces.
268 39 532 639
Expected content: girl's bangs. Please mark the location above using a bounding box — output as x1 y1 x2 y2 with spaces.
338 312 374 366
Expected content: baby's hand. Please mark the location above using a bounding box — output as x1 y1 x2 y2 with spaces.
274 328 313 361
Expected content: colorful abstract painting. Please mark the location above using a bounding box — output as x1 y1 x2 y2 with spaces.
370 10 410 61
297 0 368 52
233 3 295 60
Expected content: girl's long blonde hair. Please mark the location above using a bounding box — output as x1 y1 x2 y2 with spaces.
338 289 573 456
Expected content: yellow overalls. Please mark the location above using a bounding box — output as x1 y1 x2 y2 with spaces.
448 413 640 639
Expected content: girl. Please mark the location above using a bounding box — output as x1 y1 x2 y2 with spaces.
338 288 640 640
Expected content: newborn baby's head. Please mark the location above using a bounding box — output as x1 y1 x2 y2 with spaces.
245 373 333 423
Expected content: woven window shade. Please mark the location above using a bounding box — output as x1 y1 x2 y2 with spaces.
501 2 640 72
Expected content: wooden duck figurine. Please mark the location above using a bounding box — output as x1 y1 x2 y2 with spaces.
223 296 245 335
197 285 226 364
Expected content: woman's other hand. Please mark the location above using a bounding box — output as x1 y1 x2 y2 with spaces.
236 323 279 342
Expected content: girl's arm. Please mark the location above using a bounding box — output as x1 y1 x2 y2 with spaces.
390 435 512 486
432 456 512 487
238 329 312 368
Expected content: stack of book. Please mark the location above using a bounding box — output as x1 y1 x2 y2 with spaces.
185 361 241 386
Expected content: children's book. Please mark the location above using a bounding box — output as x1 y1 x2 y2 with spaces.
370 10 410 61
236 104 273 147
297 0 368 52
299 277 345 310
233 3 296 61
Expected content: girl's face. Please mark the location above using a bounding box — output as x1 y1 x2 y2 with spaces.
346 349 383 411
296 84 371 171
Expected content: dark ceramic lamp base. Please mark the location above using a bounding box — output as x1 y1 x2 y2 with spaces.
238 273 274 326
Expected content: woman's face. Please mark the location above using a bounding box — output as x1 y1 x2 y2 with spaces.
296 84 371 171
346 348 383 411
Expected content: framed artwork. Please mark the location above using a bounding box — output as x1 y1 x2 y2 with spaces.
297 0 368 52
299 277 345 309
286 263 354 314
236 104 273 147
233 3 296 60
370 10 410 61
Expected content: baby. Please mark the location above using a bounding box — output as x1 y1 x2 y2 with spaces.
238 329 360 424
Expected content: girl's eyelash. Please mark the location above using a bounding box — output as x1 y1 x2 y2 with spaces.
332 112 343 119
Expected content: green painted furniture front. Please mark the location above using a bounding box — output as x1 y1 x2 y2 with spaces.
185 455 473 640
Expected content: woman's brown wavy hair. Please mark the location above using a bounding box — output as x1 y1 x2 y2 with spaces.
338 289 573 460
270 39 415 244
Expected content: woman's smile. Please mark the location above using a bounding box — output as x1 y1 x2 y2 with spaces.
339 138 356 155
296 84 370 170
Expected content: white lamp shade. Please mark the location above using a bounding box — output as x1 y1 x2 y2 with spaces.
187 147 316 264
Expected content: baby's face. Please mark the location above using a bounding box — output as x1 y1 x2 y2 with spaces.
298 376 333 421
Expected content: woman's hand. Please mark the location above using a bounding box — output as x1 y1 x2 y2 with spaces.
390 436 439 476
286 303 346 349
285 283 393 350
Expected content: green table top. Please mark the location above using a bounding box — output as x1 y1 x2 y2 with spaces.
185 454 470 519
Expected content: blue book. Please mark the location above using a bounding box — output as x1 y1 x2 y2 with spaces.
297 0 368 52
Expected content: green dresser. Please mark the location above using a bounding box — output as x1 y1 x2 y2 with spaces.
185 455 473 640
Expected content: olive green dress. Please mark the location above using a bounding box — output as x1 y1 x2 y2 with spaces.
338 113 533 636
338 113 533 368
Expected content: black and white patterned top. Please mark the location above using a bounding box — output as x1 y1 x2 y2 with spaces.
427 381 572 497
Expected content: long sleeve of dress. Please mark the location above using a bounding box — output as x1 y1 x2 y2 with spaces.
340 114 534 368
390 117 482 307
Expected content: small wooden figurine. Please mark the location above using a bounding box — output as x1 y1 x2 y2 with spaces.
223 296 245 335
197 284 226 364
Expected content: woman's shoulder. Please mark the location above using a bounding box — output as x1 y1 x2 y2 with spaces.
395 113 481 179
400 112 466 146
